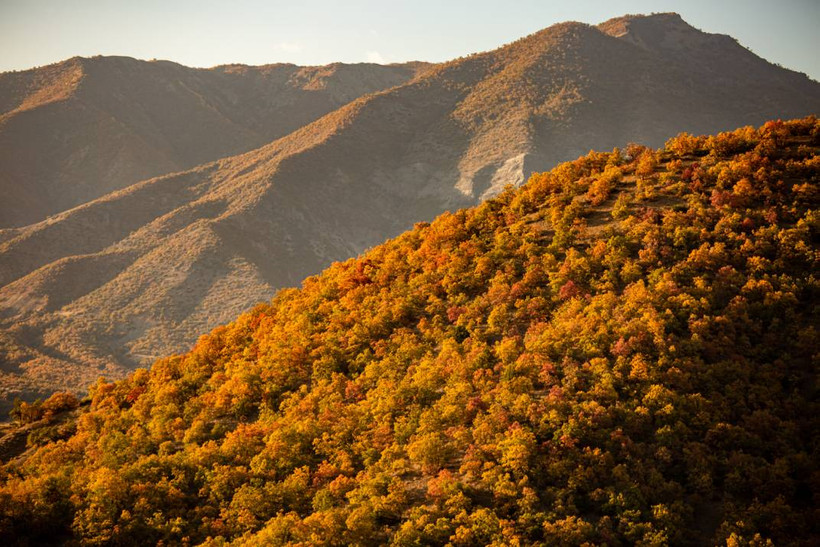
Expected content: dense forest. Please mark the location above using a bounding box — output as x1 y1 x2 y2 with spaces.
1 118 817 545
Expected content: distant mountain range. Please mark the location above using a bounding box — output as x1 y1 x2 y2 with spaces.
0 12 818 409
0 57 428 227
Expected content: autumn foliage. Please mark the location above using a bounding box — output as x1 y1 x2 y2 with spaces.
1 118 818 545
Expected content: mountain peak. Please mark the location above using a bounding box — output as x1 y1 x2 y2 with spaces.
528 20 601 44
598 12 688 35
597 12 735 52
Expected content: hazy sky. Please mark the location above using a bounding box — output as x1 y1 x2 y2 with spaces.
1 0 818 80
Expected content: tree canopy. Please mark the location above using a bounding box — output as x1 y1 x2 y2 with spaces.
1 117 818 546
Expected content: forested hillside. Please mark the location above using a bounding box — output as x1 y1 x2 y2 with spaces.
1 118 817 545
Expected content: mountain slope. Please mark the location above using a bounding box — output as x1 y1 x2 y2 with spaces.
1 13 819 407
1 118 817 546
0 56 429 227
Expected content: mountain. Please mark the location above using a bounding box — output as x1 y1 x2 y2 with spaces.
1 13 819 409
0 56 429 227
1 118 817 545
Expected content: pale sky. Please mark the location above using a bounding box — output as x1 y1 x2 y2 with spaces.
1 0 818 81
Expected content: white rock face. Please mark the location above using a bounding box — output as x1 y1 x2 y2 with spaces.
483 154 528 200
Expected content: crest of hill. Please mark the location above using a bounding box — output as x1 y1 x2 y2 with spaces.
598 12 722 47
0 118 817 545
0 56 429 227
0 14 818 409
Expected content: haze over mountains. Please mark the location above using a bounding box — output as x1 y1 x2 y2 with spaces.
1 12 818 408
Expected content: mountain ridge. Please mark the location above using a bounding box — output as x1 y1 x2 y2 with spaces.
0 55 430 227
0 13 818 410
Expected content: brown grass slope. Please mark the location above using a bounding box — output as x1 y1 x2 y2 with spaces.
0 56 429 227
0 13 818 409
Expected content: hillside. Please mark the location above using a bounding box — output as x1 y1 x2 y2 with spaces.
1 13 819 410
1 118 817 545
0 56 428 227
